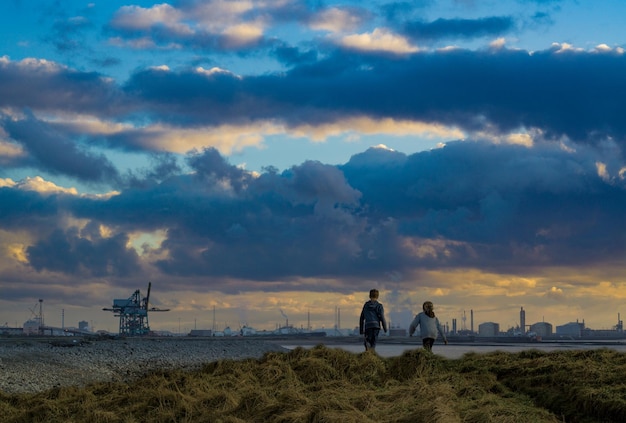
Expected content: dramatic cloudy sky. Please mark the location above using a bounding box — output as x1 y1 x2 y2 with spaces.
1 0 626 334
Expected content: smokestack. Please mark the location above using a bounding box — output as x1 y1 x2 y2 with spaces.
470 309 474 333
520 307 526 334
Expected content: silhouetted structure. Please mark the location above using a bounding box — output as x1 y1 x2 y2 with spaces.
103 282 169 336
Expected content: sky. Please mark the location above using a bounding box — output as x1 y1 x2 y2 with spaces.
1 0 626 335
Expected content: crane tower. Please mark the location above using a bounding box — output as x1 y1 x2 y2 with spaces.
103 282 170 336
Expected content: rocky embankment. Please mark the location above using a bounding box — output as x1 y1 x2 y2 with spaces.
0 337 288 394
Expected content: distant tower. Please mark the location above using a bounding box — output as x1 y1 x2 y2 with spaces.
452 318 457 334
470 309 474 333
39 299 44 328
520 307 526 334
334 306 341 335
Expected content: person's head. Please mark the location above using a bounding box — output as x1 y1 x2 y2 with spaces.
369 289 379 300
423 301 434 316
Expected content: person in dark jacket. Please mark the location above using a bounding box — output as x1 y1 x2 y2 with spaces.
359 289 387 352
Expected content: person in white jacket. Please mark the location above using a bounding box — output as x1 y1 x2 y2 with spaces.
409 301 447 351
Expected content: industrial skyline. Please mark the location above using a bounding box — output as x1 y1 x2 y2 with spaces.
4 294 622 339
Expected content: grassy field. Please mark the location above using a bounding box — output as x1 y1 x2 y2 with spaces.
2 345 625 422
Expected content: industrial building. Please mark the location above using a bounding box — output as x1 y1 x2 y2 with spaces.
530 322 553 337
478 322 499 337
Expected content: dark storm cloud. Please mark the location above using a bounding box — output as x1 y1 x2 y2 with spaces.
97 143 626 283
26 224 141 277
402 16 516 41
6 141 626 292
342 141 626 272
187 147 253 192
0 58 125 116
152 157 367 281
0 187 58 229
124 46 626 145
1 112 120 183
58 149 367 283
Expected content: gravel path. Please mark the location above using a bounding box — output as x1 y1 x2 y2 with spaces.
0 337 288 394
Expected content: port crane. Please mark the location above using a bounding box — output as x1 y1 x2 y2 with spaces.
103 282 169 336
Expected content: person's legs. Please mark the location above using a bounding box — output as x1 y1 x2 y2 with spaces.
422 337 435 351
364 328 380 351
370 328 380 351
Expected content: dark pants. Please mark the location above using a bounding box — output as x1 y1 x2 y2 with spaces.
364 328 380 350
422 337 435 351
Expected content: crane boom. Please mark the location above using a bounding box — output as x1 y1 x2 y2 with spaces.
145 281 152 310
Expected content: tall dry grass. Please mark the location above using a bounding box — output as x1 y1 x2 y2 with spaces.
2 345 625 422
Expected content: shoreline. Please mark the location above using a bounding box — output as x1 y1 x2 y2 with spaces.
3 335 625 394
0 337 288 394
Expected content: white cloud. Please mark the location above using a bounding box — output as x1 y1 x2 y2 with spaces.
111 4 187 33
7 176 119 199
191 0 256 32
593 44 625 54
309 7 362 33
489 37 506 49
16 176 78 196
505 133 534 147
110 2 268 50
372 144 394 151
551 42 584 53
195 66 240 78
37 113 134 135
133 123 281 155
339 28 419 54
288 117 464 142
0 56 65 73
596 161 610 182
221 22 265 47
0 178 16 188
0 140 25 158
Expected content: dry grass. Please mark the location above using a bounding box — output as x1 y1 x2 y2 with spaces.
2 345 626 422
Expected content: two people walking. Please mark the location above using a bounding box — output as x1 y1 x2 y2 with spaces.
360 290 447 352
